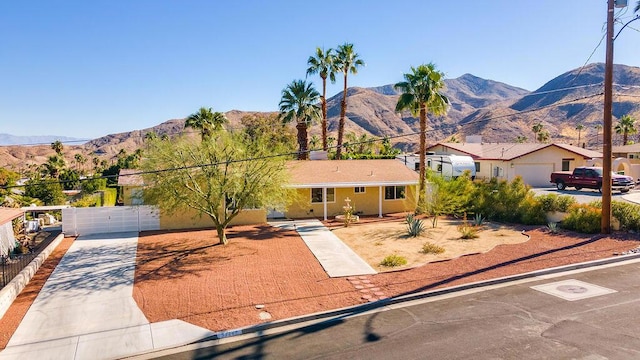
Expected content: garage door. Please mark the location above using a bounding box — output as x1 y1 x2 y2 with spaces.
514 164 555 187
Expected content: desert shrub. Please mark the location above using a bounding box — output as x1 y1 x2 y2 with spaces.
611 200 640 231
471 177 531 223
519 195 546 225
73 194 100 207
537 194 576 212
380 254 408 267
406 217 426 237
458 223 479 239
561 203 602 234
424 172 475 224
420 242 445 254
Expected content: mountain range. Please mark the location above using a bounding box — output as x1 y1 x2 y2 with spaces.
2 63 640 169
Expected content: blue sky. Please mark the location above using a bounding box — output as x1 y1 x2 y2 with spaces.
2 0 640 139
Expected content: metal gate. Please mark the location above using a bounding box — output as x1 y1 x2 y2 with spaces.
62 206 160 236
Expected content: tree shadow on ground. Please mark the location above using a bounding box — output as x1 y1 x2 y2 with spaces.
181 232 635 359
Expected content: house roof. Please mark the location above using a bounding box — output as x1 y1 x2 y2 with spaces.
118 169 144 187
0 208 24 226
428 142 603 161
613 143 640 153
286 159 419 188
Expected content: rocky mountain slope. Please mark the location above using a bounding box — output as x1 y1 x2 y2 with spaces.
2 63 640 169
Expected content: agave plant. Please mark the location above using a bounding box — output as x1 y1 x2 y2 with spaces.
547 222 559 234
407 217 425 237
473 213 485 226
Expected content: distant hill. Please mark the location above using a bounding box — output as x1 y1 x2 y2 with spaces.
2 63 640 168
0 134 86 146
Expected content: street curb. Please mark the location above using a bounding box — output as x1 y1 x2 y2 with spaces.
207 251 640 343
0 233 65 320
127 251 640 360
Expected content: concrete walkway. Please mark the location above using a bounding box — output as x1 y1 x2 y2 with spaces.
270 219 376 277
0 232 215 360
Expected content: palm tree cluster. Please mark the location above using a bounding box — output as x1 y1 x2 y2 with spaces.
281 43 365 160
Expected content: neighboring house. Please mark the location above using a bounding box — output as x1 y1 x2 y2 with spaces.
0 207 23 256
117 169 145 206
612 144 640 181
426 142 603 187
285 160 419 220
118 159 419 225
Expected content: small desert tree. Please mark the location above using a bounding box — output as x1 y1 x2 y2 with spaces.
141 131 291 245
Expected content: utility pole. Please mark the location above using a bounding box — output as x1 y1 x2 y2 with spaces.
602 0 614 234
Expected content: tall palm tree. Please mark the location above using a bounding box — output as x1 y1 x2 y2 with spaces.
594 124 603 147
395 63 449 212
614 114 637 145
575 124 584 147
532 123 544 143
185 107 228 141
74 153 86 173
279 80 321 160
307 47 338 152
51 140 64 155
334 43 365 159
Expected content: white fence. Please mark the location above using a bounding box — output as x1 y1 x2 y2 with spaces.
62 206 160 236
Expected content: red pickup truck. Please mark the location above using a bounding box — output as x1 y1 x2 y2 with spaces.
550 166 635 193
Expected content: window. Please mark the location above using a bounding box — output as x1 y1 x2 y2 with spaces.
562 160 570 171
475 162 481 172
354 186 365 194
311 188 335 203
384 186 406 200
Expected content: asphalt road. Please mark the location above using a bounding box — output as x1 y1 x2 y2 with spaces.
531 187 639 204
153 260 640 360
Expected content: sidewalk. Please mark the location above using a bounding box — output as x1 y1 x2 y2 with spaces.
0 232 215 360
622 191 640 204
270 219 376 277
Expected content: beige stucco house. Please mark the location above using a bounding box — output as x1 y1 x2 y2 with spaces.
285 160 419 220
118 159 419 227
425 142 603 187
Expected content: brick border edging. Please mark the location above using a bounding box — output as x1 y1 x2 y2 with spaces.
0 233 65 319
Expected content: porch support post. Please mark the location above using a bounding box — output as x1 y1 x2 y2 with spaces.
323 187 328 221
378 185 383 218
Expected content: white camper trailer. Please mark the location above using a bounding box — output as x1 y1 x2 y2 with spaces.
397 153 476 179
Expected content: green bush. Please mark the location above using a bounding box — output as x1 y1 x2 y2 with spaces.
81 177 107 193
561 203 602 234
519 196 546 225
611 200 640 231
420 242 445 254
537 194 576 212
101 188 117 206
380 254 408 267
73 194 100 207
471 177 532 223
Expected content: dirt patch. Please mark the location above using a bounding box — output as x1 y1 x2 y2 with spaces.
331 216 528 271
